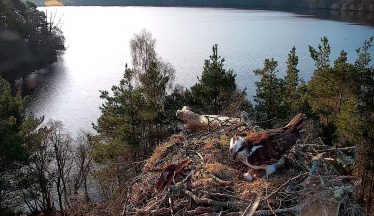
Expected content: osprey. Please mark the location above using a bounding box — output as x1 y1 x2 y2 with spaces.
229 113 305 181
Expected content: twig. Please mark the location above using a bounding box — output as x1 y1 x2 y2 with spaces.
183 207 213 216
169 197 174 216
143 194 167 212
135 207 175 216
241 199 253 216
196 151 204 161
175 170 194 186
203 191 252 202
296 144 356 152
228 123 248 132
262 172 307 200
266 199 275 216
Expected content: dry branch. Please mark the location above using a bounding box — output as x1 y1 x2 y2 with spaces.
243 192 262 216
183 189 248 210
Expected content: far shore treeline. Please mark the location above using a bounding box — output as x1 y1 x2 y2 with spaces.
1 0 374 215
30 0 374 12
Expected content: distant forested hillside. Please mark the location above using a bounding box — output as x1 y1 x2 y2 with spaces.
30 0 374 11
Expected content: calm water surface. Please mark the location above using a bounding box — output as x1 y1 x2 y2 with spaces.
29 6 374 136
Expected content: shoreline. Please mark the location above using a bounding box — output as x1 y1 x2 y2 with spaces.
38 6 374 26
43 4 374 13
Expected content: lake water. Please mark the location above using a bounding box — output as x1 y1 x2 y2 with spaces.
29 6 374 136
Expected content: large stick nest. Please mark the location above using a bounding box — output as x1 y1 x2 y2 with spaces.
84 120 367 216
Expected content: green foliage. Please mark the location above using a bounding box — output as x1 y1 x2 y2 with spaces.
355 37 373 70
0 0 65 83
190 44 238 115
94 65 143 161
306 36 373 149
0 77 32 213
355 38 374 125
283 46 305 117
309 36 331 70
307 38 360 126
308 38 338 124
336 97 363 147
352 39 374 213
139 62 170 122
254 58 286 128
0 77 27 172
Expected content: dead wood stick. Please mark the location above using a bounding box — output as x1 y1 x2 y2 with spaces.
242 192 262 216
120 171 146 215
143 194 167 212
296 144 356 152
204 191 252 202
252 202 308 216
136 207 175 216
207 173 232 186
183 207 213 216
183 189 247 209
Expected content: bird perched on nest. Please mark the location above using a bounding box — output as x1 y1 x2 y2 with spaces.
229 113 305 181
156 160 191 192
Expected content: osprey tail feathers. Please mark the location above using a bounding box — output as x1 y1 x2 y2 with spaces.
284 113 305 133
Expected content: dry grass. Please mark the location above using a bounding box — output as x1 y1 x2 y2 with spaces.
145 135 186 171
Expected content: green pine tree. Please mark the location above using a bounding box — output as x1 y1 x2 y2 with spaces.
284 46 304 117
254 58 286 128
139 61 170 122
307 37 338 125
309 36 331 70
0 77 29 213
354 37 374 213
93 65 143 162
93 30 175 163
191 44 237 115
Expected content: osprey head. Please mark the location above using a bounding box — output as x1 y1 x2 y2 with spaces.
229 135 246 159
230 135 264 161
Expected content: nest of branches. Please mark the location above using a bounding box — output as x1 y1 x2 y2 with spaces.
84 119 366 216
